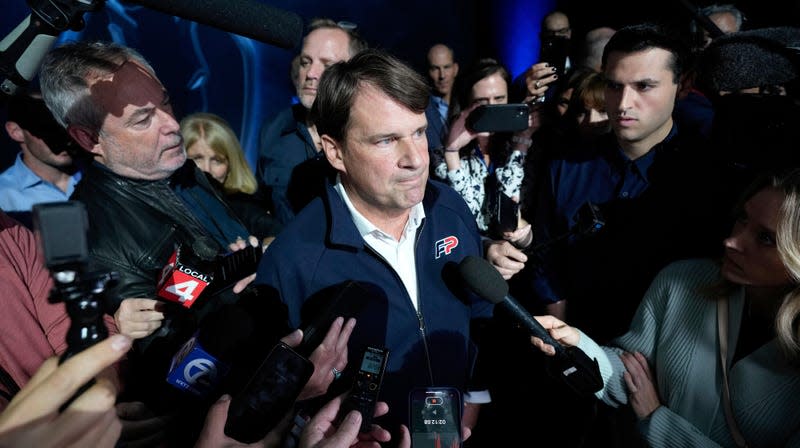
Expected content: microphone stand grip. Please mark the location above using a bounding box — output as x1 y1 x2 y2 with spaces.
0 0 104 95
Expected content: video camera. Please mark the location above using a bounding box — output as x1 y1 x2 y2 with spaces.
32 201 116 361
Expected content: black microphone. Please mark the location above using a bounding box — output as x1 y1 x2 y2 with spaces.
296 280 372 357
458 255 603 397
122 0 304 50
156 240 262 309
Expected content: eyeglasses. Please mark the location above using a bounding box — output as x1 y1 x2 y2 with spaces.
542 27 571 38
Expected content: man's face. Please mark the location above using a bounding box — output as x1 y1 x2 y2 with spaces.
297 28 351 109
604 48 678 153
543 13 571 39
88 61 185 180
427 45 459 98
22 129 73 168
323 84 429 224
470 72 508 106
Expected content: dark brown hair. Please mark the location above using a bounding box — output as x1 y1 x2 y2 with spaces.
310 48 429 143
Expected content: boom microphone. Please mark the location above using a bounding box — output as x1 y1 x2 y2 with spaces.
458 255 603 397
122 0 304 49
0 0 103 96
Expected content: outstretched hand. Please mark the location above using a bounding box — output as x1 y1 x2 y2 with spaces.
114 298 165 340
444 103 483 154
194 394 291 448
0 334 132 448
298 317 356 401
299 393 398 448
529 315 580 355
228 235 261 294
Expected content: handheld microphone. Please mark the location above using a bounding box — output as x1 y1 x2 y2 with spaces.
296 280 372 357
457 256 603 397
165 304 254 398
122 0 304 50
157 242 262 308
157 244 215 308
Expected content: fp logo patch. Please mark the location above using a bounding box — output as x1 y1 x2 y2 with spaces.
434 236 459 259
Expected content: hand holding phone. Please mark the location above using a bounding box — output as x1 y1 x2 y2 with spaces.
539 35 569 76
409 387 462 448
490 191 520 235
465 104 530 133
224 342 314 443
336 346 389 433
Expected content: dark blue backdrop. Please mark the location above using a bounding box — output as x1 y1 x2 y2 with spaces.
0 0 556 170
1 0 793 170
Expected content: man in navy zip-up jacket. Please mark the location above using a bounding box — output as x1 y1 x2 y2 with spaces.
255 49 493 443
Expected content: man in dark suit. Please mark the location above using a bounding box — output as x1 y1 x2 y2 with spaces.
424 43 458 157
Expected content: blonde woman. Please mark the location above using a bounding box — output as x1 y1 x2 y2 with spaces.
181 112 281 242
532 169 800 447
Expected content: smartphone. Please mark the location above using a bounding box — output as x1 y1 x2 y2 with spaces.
224 342 314 443
465 104 529 133
338 346 389 432
491 191 520 234
539 35 570 76
409 387 462 448
206 244 263 295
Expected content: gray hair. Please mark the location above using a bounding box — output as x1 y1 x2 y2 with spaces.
39 40 155 131
689 4 744 35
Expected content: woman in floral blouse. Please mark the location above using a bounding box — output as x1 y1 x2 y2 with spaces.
434 58 540 235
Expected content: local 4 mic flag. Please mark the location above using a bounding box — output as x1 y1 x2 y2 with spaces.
157 246 214 308
166 332 230 397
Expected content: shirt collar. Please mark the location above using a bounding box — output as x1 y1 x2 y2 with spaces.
333 175 425 241
430 95 449 119
607 124 678 181
9 153 81 189
8 154 43 188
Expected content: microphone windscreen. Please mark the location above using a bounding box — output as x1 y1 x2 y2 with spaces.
458 255 509 304
192 237 219 261
122 0 304 49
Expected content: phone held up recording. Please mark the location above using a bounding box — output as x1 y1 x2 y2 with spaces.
409 387 462 448
465 104 530 133
539 35 569 77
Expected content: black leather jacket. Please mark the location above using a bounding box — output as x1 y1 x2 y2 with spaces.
72 161 246 311
71 160 291 434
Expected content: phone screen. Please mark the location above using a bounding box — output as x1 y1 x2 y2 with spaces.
224 342 314 443
409 387 462 448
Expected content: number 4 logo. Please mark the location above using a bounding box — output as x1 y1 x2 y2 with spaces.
166 280 199 303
